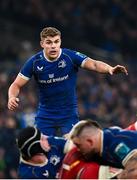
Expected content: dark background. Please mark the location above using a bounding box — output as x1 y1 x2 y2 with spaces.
0 0 137 178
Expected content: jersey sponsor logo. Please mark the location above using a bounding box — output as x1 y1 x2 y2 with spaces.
37 66 44 71
50 155 60 166
58 60 66 68
39 74 69 84
75 52 87 58
114 142 130 160
43 170 49 177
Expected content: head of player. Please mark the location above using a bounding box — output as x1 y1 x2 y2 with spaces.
40 27 61 61
16 127 50 164
70 120 102 161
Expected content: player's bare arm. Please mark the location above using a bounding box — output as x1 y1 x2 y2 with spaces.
83 58 128 75
117 156 137 179
8 75 28 111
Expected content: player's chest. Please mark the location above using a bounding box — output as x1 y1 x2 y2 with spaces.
33 59 74 80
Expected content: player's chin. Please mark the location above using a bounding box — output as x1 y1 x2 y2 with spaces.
49 53 58 59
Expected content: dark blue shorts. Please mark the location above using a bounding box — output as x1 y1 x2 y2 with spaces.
35 116 79 136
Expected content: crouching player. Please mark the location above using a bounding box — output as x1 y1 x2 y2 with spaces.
59 121 137 179
16 126 73 179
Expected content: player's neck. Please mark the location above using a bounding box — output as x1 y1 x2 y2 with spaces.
43 49 62 62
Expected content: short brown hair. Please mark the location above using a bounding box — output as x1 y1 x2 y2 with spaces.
40 27 61 40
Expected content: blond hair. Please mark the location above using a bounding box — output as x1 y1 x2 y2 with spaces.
70 119 102 139
40 27 61 40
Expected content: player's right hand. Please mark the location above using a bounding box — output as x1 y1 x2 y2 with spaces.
8 97 19 110
40 134 51 152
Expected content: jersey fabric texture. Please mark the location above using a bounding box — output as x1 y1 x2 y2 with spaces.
59 147 100 179
102 128 137 168
18 136 66 179
59 147 121 179
19 48 88 135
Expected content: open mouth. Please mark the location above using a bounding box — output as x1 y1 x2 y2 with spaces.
50 50 57 55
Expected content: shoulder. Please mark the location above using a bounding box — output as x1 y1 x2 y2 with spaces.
104 127 122 135
62 48 74 53
63 147 83 163
62 48 87 61
26 51 43 63
32 51 43 61
62 48 78 56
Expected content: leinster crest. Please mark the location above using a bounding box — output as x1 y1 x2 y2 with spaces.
58 60 66 68
50 155 60 166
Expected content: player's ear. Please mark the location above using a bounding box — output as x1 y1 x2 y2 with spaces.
87 138 93 146
40 40 44 48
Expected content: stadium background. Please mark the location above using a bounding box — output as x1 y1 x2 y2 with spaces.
0 0 137 178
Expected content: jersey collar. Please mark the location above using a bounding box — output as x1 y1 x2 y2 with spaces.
43 49 62 62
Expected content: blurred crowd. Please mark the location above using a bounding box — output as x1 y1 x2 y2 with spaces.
0 0 137 178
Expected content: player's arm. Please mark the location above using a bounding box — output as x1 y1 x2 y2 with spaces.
117 156 137 179
8 75 29 111
82 58 128 75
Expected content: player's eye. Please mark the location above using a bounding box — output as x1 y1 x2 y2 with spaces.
46 41 52 45
55 40 59 44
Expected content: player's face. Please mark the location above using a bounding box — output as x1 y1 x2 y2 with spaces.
40 35 61 60
72 137 97 160
31 153 47 164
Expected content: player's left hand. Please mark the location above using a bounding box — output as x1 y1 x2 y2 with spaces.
109 65 128 75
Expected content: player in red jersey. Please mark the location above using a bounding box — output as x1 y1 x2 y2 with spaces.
125 121 137 131
58 146 120 179
59 147 100 179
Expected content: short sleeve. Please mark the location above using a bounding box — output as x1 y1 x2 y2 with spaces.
19 58 34 80
48 137 66 154
67 49 88 67
54 137 66 153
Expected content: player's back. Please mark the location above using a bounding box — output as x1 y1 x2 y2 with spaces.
102 128 137 168
18 160 56 179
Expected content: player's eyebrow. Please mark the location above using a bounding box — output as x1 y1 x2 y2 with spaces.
54 39 60 42
45 39 60 43
45 39 52 42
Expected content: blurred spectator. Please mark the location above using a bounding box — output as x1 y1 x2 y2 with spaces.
0 148 6 178
0 0 137 177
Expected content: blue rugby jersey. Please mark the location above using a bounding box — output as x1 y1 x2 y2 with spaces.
18 136 66 179
19 48 88 122
101 128 137 168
